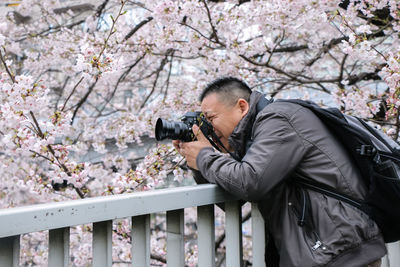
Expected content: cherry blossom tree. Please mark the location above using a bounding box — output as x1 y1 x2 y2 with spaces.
0 0 399 265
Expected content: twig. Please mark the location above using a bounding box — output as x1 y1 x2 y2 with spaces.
29 150 54 162
338 54 348 88
29 111 85 198
97 0 127 60
16 19 86 42
215 210 251 250
61 77 84 112
71 0 126 120
201 0 220 44
150 254 166 264
0 49 15 83
163 52 174 101
140 53 170 109
55 76 70 110
97 53 146 115
266 30 285 66
179 22 219 44
338 11 389 61
395 111 399 141
71 77 99 124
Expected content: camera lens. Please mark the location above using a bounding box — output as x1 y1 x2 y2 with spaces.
155 118 192 141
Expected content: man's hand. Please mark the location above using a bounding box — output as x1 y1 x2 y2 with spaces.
173 124 212 170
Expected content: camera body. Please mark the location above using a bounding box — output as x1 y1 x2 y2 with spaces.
155 111 203 142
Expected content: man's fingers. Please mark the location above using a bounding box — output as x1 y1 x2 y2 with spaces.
192 124 200 135
172 140 179 149
172 140 183 155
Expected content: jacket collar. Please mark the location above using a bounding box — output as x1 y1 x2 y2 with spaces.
229 91 264 159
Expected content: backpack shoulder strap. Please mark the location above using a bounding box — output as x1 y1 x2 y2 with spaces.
295 178 363 210
256 94 274 113
277 99 346 120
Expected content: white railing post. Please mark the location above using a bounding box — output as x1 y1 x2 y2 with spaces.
382 254 389 267
132 214 150 267
0 235 20 267
251 203 266 267
93 220 112 267
197 204 215 267
225 201 243 267
167 209 185 266
385 241 400 267
49 227 70 267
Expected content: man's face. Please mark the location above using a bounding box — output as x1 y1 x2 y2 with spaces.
201 93 248 151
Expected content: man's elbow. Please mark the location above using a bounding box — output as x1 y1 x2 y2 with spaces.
239 165 264 202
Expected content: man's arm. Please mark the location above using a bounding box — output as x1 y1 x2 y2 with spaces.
194 112 306 202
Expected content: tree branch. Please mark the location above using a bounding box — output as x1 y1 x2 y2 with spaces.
53 4 94 15
201 0 221 44
29 111 85 199
124 16 153 41
346 65 384 86
395 111 399 142
95 0 109 18
16 19 86 42
97 0 127 60
215 209 251 250
61 77 84 112
140 52 171 109
163 51 174 101
71 77 99 124
97 53 146 116
338 54 348 88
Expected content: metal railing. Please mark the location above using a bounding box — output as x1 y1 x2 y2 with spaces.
0 184 266 267
0 183 398 267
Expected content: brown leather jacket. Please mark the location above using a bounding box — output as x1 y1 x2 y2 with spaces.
194 91 386 267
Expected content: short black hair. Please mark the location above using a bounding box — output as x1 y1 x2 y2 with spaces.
199 77 252 106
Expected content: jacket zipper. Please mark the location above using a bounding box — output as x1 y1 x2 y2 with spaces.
297 188 306 226
290 187 326 251
311 230 326 251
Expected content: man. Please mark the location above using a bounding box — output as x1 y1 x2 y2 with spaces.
174 77 386 267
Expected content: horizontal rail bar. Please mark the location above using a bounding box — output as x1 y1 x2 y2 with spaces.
0 184 239 238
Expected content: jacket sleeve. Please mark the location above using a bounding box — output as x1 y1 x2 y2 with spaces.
196 111 306 202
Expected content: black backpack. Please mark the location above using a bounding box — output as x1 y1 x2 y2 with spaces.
269 99 400 243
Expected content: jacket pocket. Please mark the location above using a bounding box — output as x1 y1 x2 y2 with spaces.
289 186 327 252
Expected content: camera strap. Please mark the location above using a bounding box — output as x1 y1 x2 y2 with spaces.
199 117 240 161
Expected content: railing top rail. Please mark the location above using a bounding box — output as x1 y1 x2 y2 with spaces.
0 184 238 238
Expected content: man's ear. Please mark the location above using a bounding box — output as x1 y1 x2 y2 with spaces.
237 98 249 117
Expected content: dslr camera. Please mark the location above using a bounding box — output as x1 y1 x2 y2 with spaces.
155 112 212 142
